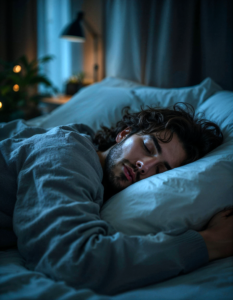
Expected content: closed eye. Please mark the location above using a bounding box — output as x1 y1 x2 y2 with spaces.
143 142 151 154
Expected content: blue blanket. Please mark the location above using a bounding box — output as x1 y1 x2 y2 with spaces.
0 120 208 295
0 249 232 300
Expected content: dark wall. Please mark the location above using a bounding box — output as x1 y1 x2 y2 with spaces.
0 0 37 63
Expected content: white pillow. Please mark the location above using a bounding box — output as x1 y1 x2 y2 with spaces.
101 91 233 235
133 77 222 110
96 76 144 88
38 77 222 130
196 91 233 140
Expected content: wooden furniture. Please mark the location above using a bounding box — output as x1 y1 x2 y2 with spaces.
41 95 72 106
39 95 71 115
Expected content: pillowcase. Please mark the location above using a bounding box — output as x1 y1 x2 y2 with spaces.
196 91 233 140
133 77 222 110
100 91 233 235
38 77 222 131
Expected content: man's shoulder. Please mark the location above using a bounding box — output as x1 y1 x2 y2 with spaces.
59 123 95 138
54 123 96 148
30 123 97 159
20 123 103 192
36 123 96 157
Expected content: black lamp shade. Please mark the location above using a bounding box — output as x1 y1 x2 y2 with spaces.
60 11 99 82
60 12 85 42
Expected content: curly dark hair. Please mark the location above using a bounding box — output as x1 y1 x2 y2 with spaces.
93 103 223 164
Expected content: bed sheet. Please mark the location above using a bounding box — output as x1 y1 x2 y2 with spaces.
0 249 232 300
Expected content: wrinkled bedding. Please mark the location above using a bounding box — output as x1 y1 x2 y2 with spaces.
1 77 233 299
0 249 232 300
0 120 209 297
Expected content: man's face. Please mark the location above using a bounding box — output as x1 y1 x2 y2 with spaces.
103 128 187 197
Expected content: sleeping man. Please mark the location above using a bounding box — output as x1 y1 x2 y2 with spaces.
0 103 232 295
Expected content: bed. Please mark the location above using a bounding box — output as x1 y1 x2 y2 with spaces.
0 77 233 299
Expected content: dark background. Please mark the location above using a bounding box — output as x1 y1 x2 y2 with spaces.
0 0 232 90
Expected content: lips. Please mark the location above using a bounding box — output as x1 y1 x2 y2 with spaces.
123 165 136 183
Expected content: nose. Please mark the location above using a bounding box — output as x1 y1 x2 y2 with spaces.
136 157 158 176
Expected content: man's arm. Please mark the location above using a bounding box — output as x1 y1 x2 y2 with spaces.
199 209 233 261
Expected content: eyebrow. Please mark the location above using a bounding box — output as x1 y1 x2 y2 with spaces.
149 134 172 171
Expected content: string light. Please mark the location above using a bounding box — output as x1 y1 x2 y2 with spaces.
0 102 2 109
13 84 20 92
13 65 21 73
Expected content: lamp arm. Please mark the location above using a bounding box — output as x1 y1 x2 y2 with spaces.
83 19 98 38
93 35 99 82
83 18 99 82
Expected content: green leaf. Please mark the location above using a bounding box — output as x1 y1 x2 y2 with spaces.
24 68 39 82
39 55 55 64
29 59 39 69
18 55 30 71
28 75 53 86
6 73 22 82
0 85 11 95
17 99 26 107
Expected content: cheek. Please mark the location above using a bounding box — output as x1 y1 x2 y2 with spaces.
171 151 187 168
121 138 139 158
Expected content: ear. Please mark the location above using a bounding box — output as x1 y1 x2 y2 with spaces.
116 127 131 143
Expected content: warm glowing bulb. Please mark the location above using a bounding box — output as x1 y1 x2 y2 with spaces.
0 102 2 109
13 65 21 73
13 84 20 92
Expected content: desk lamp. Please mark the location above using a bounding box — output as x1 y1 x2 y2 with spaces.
60 12 99 82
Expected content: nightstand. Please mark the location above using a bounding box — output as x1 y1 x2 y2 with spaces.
41 94 72 105
39 95 72 114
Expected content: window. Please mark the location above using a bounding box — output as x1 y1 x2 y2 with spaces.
37 0 83 94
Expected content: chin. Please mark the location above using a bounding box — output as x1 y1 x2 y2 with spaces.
104 167 130 197
116 179 131 192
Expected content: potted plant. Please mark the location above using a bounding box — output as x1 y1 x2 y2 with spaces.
0 55 58 122
65 71 85 95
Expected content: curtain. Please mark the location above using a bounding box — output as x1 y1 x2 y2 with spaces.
104 0 233 90
37 0 84 93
